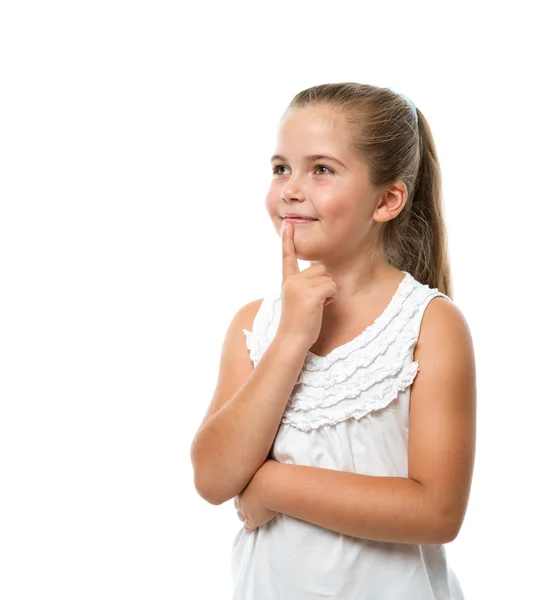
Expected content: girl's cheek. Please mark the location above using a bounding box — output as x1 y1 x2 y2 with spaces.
264 194 276 215
264 198 280 221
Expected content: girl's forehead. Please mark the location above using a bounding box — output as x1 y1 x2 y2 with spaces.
276 109 355 162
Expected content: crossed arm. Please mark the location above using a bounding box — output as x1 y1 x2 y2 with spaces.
258 297 476 545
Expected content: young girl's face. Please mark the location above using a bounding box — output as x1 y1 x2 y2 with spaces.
265 106 383 263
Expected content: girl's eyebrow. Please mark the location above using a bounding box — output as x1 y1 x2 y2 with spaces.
270 154 347 169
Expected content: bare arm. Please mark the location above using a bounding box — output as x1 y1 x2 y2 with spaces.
192 219 334 506
190 299 308 506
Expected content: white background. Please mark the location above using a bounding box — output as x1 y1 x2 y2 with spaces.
1 1 537 598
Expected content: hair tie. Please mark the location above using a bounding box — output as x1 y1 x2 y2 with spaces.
387 87 418 123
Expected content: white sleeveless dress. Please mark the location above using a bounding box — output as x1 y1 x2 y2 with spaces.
231 270 465 600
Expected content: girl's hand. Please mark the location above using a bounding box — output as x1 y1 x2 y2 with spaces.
234 459 279 533
277 219 337 352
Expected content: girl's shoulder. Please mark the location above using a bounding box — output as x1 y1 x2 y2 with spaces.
408 272 471 363
243 279 281 334
240 280 283 365
415 292 472 353
401 273 455 337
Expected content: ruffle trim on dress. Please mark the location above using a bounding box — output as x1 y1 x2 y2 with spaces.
242 279 445 432
298 273 417 371
294 292 427 389
280 362 420 432
288 325 418 411
242 328 269 366
243 273 416 368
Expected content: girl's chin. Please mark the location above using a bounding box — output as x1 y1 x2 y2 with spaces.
292 248 328 262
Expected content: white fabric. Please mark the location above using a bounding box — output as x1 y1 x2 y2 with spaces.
231 271 465 600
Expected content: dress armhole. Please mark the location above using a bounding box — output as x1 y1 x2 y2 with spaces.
411 290 452 345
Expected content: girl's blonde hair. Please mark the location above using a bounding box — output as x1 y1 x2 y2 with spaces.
287 82 452 298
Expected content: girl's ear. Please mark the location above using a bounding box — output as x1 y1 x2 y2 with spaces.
373 183 407 224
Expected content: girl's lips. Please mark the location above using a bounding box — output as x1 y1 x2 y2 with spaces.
283 217 318 224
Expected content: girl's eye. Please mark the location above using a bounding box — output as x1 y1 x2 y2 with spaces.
271 164 334 175
315 165 333 175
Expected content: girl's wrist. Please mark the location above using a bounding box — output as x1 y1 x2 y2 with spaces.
260 459 282 509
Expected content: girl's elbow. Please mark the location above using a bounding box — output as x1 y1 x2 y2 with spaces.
435 510 463 544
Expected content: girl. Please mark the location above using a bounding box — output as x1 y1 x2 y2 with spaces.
190 82 476 600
